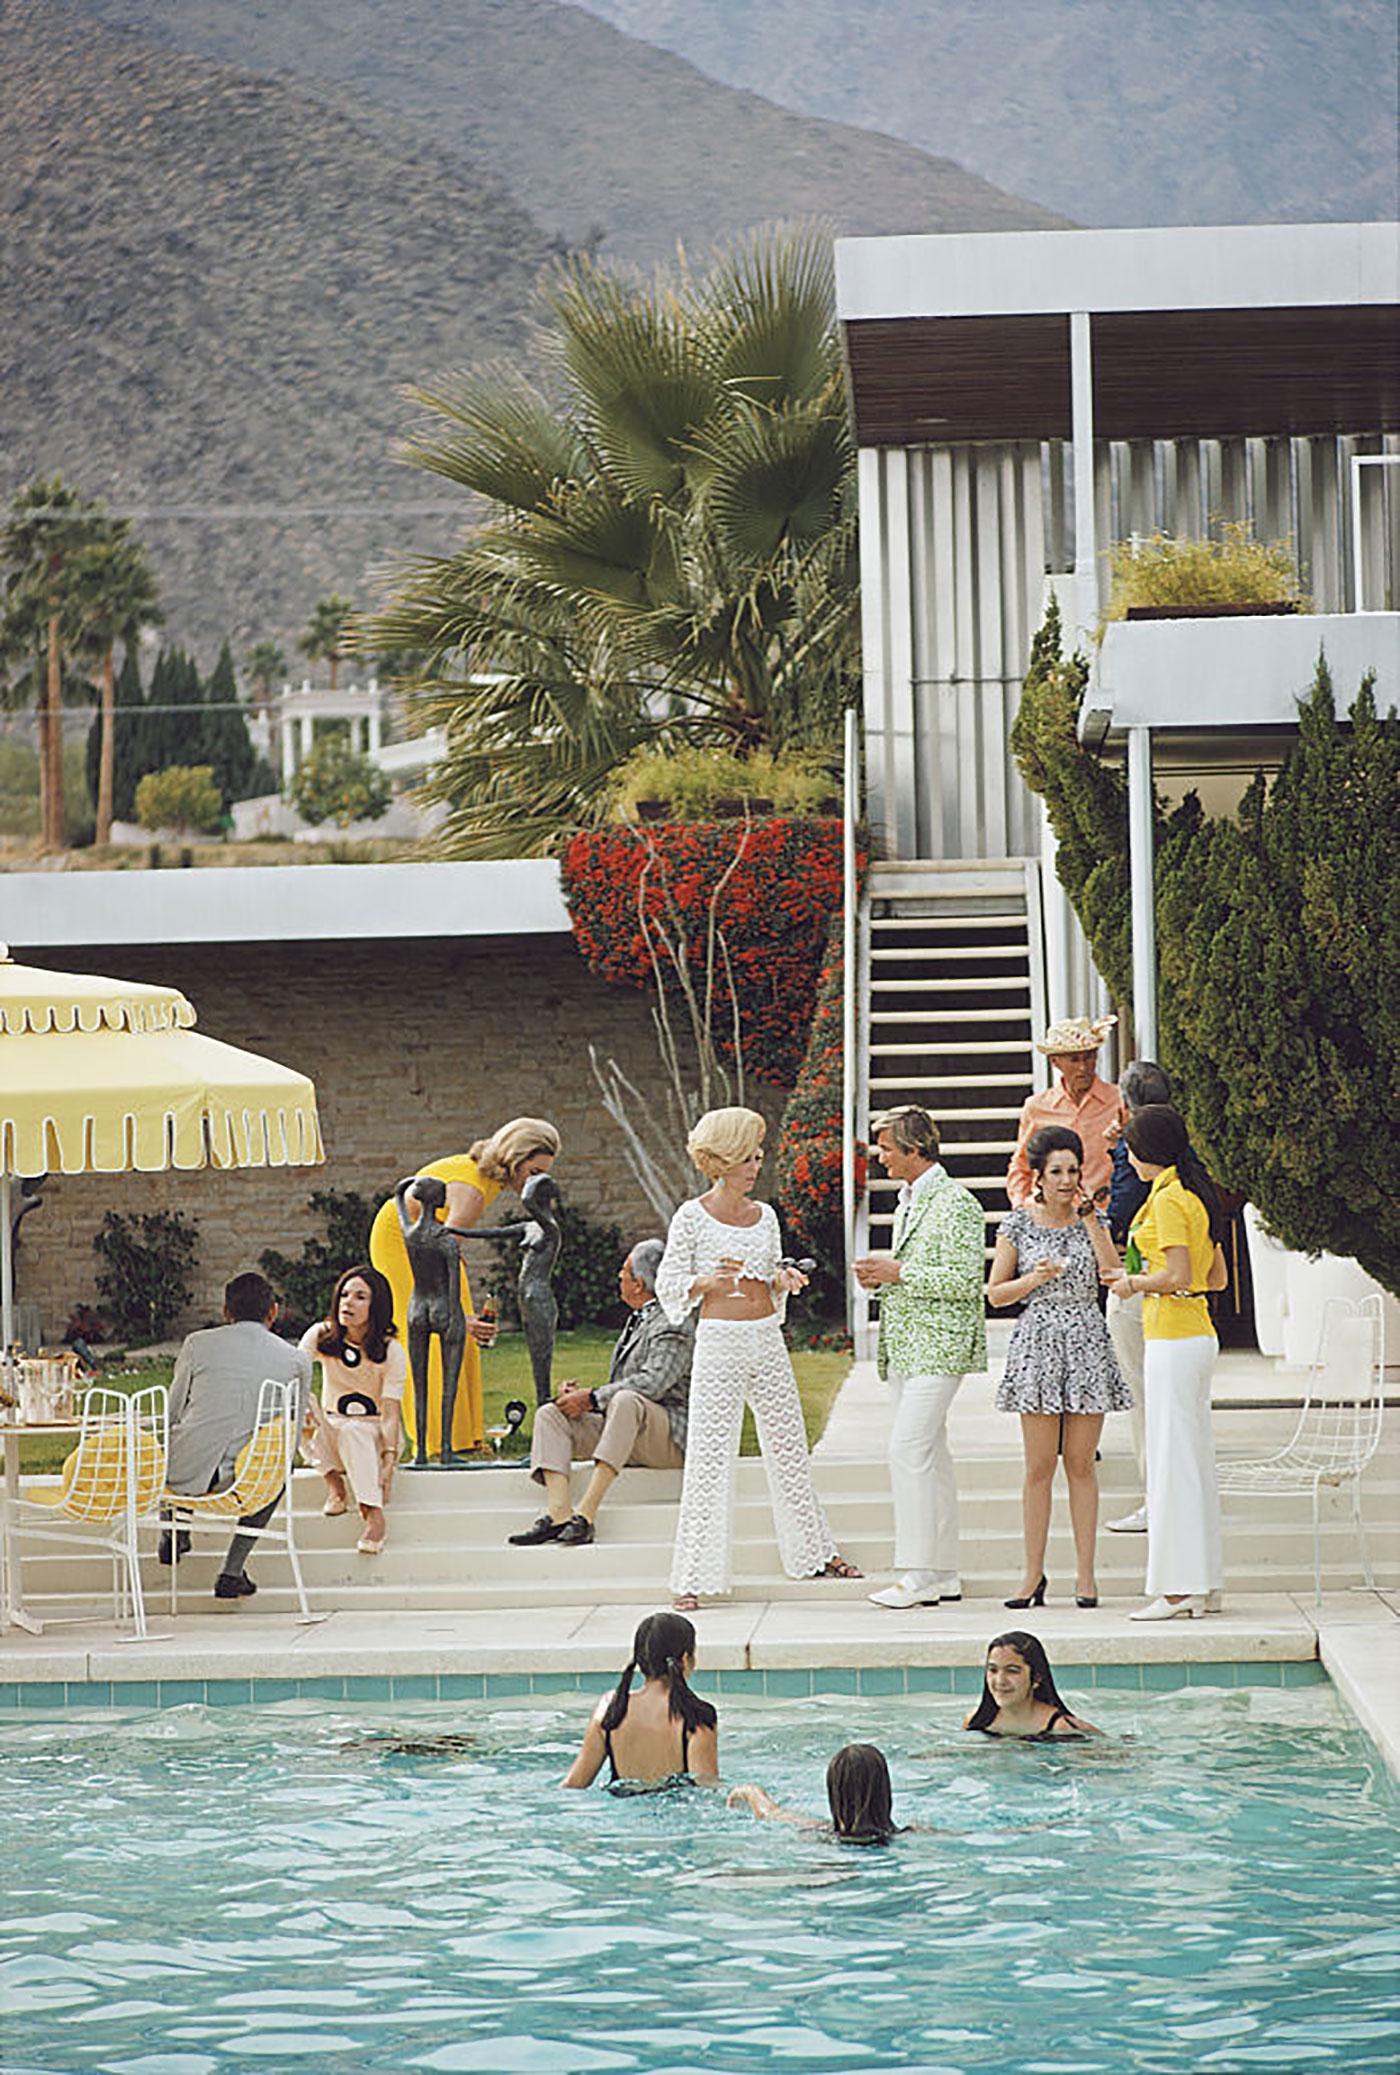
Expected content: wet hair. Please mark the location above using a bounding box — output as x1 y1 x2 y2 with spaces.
869 1106 941 1160
1124 1104 1226 1245
1025 1125 1083 1174
1120 1059 1172 1112
224 1271 277 1323
628 1238 665 1293
600 1611 717 1741
966 1630 1074 1732
687 1107 766 1181
317 1263 396 1365
826 1743 898 1844
469 1117 561 1186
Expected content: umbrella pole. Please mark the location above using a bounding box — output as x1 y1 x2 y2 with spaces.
0 1168 13 1384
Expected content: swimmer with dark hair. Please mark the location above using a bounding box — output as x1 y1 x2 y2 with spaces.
728 1743 924 1844
562 1610 719 1790
964 1631 1100 1738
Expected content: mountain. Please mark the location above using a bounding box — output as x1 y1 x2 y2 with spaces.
577 0 1399 229
3 0 1063 664
1 0 560 664
57 0 1066 261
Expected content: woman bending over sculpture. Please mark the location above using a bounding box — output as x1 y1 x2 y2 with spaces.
656 1106 860 1610
369 1117 560 1458
301 1264 405 1555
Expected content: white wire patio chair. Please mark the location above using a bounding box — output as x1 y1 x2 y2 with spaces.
162 1376 315 1621
1 1384 169 1639
1217 1295 1386 1602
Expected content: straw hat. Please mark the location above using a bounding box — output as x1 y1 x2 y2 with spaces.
1035 1014 1117 1057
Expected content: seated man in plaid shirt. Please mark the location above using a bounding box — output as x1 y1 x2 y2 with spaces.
508 1239 694 1548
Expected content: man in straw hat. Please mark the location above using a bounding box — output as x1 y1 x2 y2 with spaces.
1006 1016 1125 1211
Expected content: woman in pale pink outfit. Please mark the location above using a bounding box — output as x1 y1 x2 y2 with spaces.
301 1264 405 1556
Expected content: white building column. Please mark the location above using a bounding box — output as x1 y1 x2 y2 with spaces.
367 705 383 756
299 712 314 760
1127 725 1157 1059
280 715 295 784
1069 311 1099 645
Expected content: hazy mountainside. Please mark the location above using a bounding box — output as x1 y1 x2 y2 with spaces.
60 0 1066 262
1 0 557 662
4 0 1064 664
579 0 1400 229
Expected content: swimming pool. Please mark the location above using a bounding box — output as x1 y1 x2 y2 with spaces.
2 1685 1397 2074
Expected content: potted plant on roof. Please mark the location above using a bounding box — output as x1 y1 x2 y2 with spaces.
1101 520 1310 629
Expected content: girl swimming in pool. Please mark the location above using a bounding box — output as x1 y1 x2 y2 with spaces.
562 1610 719 1790
963 1631 1100 1739
728 1743 914 1843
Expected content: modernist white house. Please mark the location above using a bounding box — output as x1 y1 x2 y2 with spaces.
834 220 1399 1337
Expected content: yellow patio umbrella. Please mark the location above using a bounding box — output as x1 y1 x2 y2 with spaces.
0 944 323 1358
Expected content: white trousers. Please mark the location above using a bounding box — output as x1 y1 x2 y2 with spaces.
1106 1289 1147 1483
670 1316 836 1597
1144 1334 1222 1596
886 1371 963 1578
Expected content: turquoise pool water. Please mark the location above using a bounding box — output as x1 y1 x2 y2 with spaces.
2 1684 1397 2074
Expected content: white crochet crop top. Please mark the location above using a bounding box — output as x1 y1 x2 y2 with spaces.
655 1198 788 1325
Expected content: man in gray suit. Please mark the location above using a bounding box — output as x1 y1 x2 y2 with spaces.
163 1271 311 1601
508 1239 694 1548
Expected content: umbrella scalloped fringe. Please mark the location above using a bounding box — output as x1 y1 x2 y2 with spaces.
1 1099 324 1176
0 992 197 1037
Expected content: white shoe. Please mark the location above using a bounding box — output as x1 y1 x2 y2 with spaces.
869 1575 944 1610
1108 1504 1148 1533
1130 1594 1206 1621
1203 1589 1223 1614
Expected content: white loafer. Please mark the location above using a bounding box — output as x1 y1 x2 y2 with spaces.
869 1580 944 1610
1130 1594 1206 1621
1108 1505 1148 1533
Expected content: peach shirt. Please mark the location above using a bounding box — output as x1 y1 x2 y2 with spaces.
1005 1074 1126 1207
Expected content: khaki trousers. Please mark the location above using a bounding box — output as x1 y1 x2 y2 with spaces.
530 1389 683 1483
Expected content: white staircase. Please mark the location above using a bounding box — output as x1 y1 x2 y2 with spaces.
860 857 1046 1263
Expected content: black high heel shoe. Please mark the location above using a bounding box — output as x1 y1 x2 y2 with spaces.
1004 1575 1047 1609
1075 1593 1099 1609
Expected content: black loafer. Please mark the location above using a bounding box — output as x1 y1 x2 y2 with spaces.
508 1515 568 1546
555 1514 595 1546
158 1530 192 1566
213 1572 257 1600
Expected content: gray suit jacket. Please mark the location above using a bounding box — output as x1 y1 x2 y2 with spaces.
166 1320 311 1495
595 1300 695 1453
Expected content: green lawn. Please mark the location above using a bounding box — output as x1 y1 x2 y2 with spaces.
17 1329 852 1473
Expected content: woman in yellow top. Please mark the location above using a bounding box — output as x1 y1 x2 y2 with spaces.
1108 1104 1228 1621
368 1117 560 1458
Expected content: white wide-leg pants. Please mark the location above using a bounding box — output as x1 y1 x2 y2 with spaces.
669 1316 836 1597
1144 1334 1222 1597
885 1371 963 1578
1106 1289 1147 1483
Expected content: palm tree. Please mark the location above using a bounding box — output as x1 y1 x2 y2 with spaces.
299 595 355 691
69 524 163 846
0 477 99 849
361 227 859 857
244 638 287 720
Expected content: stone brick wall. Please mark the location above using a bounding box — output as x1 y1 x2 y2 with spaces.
18 933 792 1339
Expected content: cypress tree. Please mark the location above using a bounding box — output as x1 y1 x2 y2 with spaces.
202 639 259 803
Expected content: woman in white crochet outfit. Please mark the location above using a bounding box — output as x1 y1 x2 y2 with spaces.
656 1107 861 1609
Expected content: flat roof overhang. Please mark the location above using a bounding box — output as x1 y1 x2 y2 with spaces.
1080 610 1400 752
0 859 572 952
836 222 1400 446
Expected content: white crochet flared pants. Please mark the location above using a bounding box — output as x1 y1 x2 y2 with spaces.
669 1316 836 1597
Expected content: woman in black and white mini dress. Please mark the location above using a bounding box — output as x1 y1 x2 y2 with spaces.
988 1125 1130 1610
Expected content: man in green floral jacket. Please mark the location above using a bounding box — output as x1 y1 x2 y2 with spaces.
854 1106 987 1609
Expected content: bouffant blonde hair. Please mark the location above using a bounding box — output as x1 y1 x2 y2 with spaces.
469 1116 561 1185
687 1106 766 1180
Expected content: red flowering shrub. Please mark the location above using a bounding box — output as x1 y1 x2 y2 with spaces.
561 820 847 1086
774 915 866 1315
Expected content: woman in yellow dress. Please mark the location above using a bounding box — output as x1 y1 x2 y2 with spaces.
368 1117 561 1458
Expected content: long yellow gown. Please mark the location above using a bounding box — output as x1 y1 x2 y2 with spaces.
368 1153 501 1455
